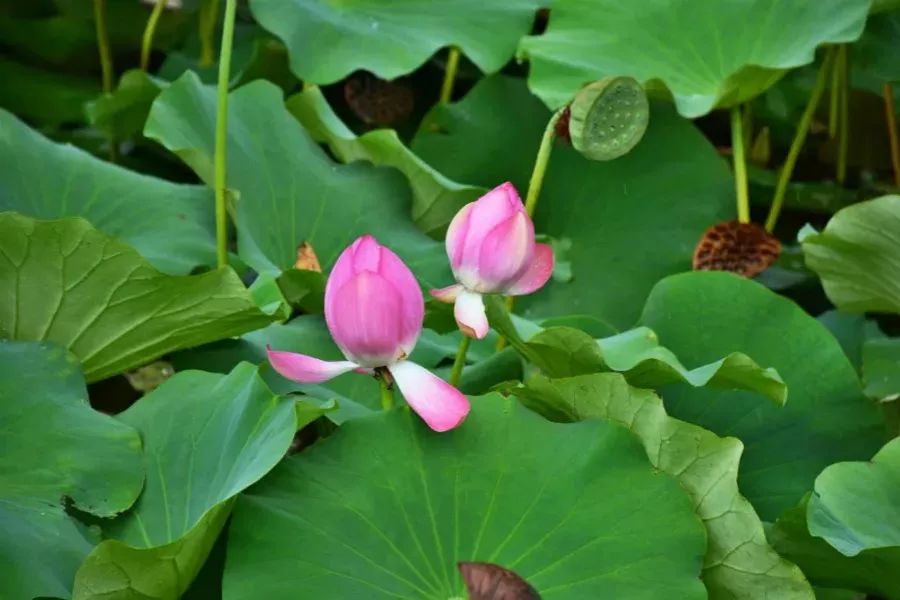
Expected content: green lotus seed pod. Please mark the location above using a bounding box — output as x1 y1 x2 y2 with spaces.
568 77 649 161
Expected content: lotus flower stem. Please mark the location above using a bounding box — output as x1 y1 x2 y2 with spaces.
439 46 461 104
449 336 471 387
379 375 394 411
884 83 900 188
92 0 117 163
214 0 238 268
269 236 471 432
836 45 849 186
731 106 750 224
140 0 167 71
765 48 836 233
198 0 220 67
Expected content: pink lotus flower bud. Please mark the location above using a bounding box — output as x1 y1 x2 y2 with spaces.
267 235 470 432
430 183 554 339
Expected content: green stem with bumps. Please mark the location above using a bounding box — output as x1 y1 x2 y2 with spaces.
829 46 841 137
379 375 394 411
731 105 750 224
496 108 564 351
140 0 167 71
199 0 220 67
524 108 564 217
439 46 461 104
836 44 849 185
214 0 237 268
449 335 471 387
92 0 117 162
765 48 836 233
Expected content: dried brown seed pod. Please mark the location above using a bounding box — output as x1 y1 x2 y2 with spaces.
343 71 414 127
693 220 781 278
458 561 541 600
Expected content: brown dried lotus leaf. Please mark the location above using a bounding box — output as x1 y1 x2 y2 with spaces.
458 562 541 600
294 241 322 273
693 220 781 278
343 71 414 126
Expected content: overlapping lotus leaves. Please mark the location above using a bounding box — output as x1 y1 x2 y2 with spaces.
0 213 273 381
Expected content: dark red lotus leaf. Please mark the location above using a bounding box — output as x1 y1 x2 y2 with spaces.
458 562 541 600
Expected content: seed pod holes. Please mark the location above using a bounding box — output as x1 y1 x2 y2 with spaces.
568 76 649 161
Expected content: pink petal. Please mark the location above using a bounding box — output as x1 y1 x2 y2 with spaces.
388 361 470 432
266 346 359 383
325 236 424 363
445 202 474 271
458 183 524 273
374 243 424 354
454 290 489 339
349 234 382 272
324 238 364 318
327 271 404 366
429 283 464 304
506 243 554 296
473 212 534 291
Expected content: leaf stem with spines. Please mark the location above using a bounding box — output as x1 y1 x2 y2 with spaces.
92 0 117 162
884 83 900 188
829 48 841 137
836 45 849 186
731 105 750 224
439 47 461 104
140 0 167 71
214 0 237 268
496 107 563 351
199 0 220 67
765 48 836 233
524 108 564 217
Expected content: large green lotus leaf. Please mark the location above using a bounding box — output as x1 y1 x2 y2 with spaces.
72 363 301 600
145 73 449 287
853 12 900 85
87 69 167 140
802 195 900 314
171 313 499 422
771 500 900 599
639 271 886 520
485 297 786 404
808 438 900 556
224 395 706 599
285 87 484 235
511 372 812 599
0 213 273 382
0 108 216 274
518 0 870 117
0 3 191 70
413 75 732 329
248 0 543 83
171 316 380 423
89 30 297 143
861 337 900 401
0 56 98 126
0 341 143 600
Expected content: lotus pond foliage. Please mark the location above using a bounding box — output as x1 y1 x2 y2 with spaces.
1 1 899 599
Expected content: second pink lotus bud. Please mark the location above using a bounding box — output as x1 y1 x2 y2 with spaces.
431 182 554 339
